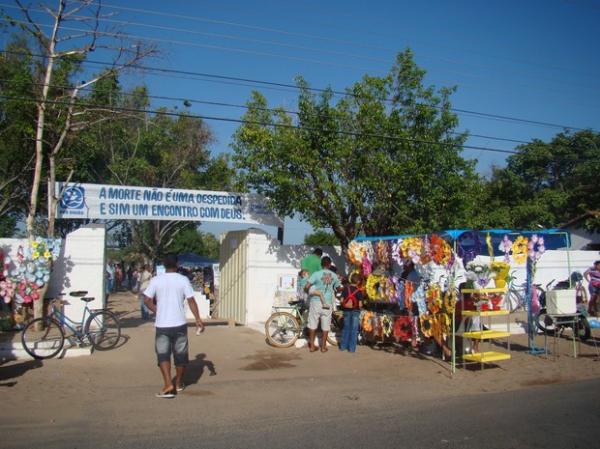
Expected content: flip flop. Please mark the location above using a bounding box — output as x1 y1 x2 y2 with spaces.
320 347 328 353
155 390 176 398
176 384 186 392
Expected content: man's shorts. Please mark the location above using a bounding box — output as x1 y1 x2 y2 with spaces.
307 301 332 331
155 324 189 366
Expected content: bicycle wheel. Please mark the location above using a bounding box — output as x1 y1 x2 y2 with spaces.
21 318 65 359
265 312 300 348
85 310 121 350
504 289 523 313
327 311 343 345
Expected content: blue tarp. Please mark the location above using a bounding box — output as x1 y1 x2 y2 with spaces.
355 229 570 252
177 253 217 268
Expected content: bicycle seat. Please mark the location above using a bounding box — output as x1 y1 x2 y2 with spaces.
80 297 95 303
69 290 88 297
288 300 303 306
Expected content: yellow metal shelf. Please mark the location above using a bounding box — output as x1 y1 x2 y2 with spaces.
463 330 511 340
461 287 507 294
463 351 511 363
461 309 509 317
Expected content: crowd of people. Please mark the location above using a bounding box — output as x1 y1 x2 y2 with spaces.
298 248 364 353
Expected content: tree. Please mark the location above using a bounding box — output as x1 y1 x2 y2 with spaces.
483 130 600 230
304 230 339 246
0 37 37 223
232 49 481 251
7 0 156 237
169 228 220 260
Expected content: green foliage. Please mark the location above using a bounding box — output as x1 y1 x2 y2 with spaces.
304 230 339 246
0 215 17 237
483 130 600 231
232 49 481 248
168 227 220 259
0 37 37 218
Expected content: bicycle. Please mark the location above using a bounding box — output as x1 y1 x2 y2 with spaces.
264 300 342 348
503 271 545 313
21 290 121 359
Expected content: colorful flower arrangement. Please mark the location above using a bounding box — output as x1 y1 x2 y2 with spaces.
391 239 404 266
457 231 481 264
347 241 365 266
400 237 423 264
498 235 513 263
430 234 452 266
490 261 510 288
528 234 545 262
512 236 528 265
465 261 493 288
1 238 61 305
375 240 390 267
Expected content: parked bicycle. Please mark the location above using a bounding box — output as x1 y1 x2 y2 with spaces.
265 300 342 348
21 290 121 359
503 271 544 313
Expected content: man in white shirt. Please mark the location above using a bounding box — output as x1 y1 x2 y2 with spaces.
143 255 205 398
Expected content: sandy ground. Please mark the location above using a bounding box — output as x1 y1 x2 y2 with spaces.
1 291 600 447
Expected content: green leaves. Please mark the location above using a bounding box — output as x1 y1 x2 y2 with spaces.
232 49 480 248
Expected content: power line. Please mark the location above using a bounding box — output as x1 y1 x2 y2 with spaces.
4 11 598 101
75 0 598 80
0 76 532 145
1 49 590 132
0 94 519 154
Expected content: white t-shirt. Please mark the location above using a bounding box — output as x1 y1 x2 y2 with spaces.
143 272 194 328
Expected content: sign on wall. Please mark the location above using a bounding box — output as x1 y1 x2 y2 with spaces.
56 182 284 227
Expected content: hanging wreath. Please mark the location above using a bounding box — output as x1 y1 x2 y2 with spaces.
361 311 374 332
420 235 432 265
365 274 385 301
439 313 451 338
391 239 404 266
400 237 423 264
430 234 452 266
528 234 545 262
426 285 442 314
381 315 393 337
512 236 529 265
347 241 364 266
457 231 481 264
420 314 433 338
387 276 400 303
375 240 390 267
443 289 457 314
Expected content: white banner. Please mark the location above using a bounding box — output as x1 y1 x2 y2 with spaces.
56 182 284 227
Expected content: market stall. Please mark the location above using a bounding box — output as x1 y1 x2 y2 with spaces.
349 229 572 372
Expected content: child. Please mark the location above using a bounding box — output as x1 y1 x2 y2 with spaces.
297 269 328 308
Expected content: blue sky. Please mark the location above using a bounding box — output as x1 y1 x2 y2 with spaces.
3 0 599 243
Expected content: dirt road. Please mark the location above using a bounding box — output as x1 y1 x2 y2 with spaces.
1 291 600 448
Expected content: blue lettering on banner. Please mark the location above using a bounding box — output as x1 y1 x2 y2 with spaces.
107 187 141 201
143 189 163 201
109 203 131 215
132 204 149 216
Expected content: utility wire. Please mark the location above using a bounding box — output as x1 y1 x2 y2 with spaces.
0 94 519 154
0 76 532 145
3 14 598 102
1 49 589 132
74 0 598 80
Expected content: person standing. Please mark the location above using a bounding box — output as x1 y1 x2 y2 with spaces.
138 265 153 320
304 256 341 353
584 260 600 315
143 255 205 398
301 248 323 276
339 273 364 353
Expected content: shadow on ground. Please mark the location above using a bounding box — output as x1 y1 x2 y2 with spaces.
0 359 43 387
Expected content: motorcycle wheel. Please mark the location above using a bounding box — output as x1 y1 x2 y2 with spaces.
535 308 556 335
576 317 591 341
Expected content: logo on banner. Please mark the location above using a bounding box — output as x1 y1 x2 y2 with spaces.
60 186 85 210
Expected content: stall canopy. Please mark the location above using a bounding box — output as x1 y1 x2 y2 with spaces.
356 229 570 254
177 253 217 269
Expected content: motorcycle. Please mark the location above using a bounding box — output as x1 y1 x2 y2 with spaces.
535 272 591 341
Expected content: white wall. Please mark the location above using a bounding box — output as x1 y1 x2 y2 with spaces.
0 224 106 323
219 229 346 325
